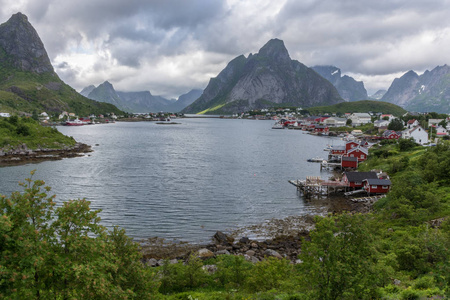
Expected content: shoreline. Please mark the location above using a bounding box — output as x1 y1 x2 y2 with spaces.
0 142 92 167
140 196 375 265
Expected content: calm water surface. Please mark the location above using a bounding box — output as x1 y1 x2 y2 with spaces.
0 118 341 242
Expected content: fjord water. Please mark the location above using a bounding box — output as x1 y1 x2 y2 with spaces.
0 119 338 242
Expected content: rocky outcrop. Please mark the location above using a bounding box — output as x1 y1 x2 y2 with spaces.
312 65 368 101
183 39 343 114
0 13 123 116
0 143 92 167
0 12 54 74
382 65 450 113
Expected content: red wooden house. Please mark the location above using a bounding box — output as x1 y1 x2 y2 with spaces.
331 146 346 156
345 146 368 162
314 125 329 134
342 171 378 188
345 141 360 152
382 130 401 139
363 178 391 194
341 156 358 169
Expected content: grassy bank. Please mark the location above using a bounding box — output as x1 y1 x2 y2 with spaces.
0 116 76 150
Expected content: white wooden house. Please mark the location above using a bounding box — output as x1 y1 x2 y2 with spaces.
402 126 428 145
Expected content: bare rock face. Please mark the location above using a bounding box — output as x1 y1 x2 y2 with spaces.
312 65 368 102
382 65 450 113
0 12 54 74
183 38 343 114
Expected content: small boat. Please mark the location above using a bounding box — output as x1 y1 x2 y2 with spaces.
307 157 325 163
65 118 86 126
272 122 284 129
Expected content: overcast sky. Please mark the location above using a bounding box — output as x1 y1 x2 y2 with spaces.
2 0 450 99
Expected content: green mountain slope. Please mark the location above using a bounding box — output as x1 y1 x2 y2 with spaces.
306 100 407 116
0 13 122 116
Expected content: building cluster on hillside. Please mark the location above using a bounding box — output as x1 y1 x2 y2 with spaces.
264 110 450 145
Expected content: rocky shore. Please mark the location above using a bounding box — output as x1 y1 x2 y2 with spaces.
141 198 376 267
0 142 92 167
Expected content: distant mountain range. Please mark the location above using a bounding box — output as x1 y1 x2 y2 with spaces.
2 12 450 115
381 65 450 113
81 82 202 113
311 65 368 102
182 39 344 114
0 13 122 116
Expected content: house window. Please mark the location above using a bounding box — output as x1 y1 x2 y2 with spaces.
350 154 354 157
371 185 377 189
360 155 364 159
382 186 389 189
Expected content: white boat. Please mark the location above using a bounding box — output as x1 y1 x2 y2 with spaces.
307 157 325 163
272 122 284 129
65 118 86 126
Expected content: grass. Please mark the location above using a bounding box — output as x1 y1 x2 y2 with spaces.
0 116 76 150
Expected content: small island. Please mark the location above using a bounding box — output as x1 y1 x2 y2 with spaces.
0 116 91 167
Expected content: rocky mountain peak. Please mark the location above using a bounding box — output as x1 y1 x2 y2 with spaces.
0 12 54 74
257 38 291 63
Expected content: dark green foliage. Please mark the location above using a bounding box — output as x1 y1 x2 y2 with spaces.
0 172 157 299
398 138 418 151
307 100 407 116
214 254 252 289
388 118 404 131
0 116 75 149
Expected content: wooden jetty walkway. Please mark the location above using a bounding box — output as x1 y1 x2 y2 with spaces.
289 176 348 198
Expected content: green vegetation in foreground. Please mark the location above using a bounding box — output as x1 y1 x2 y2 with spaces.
306 100 407 117
0 116 76 150
0 141 449 299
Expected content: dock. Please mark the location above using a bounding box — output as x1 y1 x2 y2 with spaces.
289 176 348 198
320 160 341 171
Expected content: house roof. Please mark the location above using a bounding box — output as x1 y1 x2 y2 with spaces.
347 146 369 155
364 179 392 186
407 119 417 124
332 146 346 151
344 171 378 182
342 156 358 162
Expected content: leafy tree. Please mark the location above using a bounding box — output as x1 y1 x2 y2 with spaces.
298 214 390 299
388 118 404 131
0 172 157 299
346 118 352 126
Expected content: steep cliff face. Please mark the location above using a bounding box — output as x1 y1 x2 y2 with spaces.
183 39 343 114
0 13 122 116
382 65 450 113
312 65 368 102
0 12 54 74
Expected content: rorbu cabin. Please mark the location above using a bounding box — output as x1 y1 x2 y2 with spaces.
342 171 378 189
345 141 360 152
383 130 401 139
341 156 358 169
345 146 369 162
363 178 391 194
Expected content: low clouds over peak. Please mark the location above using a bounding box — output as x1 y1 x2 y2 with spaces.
2 0 450 97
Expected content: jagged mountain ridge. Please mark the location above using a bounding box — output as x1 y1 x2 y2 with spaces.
381 65 450 113
0 12 122 116
83 81 201 112
183 39 343 114
311 65 368 102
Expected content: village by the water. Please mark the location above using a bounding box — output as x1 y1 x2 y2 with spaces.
262 109 449 204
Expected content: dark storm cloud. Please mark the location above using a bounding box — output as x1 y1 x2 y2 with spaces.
2 0 450 97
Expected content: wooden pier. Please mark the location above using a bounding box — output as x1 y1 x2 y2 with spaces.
289 176 348 198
